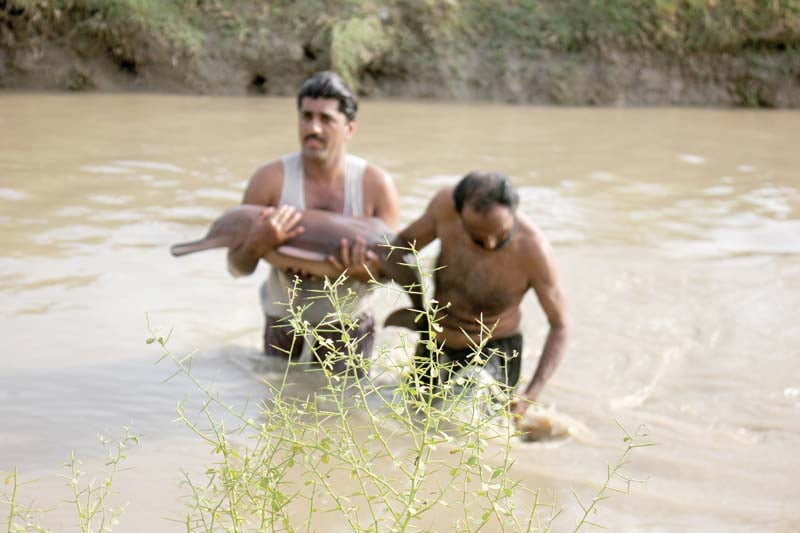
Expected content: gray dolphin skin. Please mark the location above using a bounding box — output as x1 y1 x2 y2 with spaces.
170 205 394 275
170 206 421 320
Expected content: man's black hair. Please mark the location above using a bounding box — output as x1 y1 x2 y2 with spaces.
453 172 520 214
297 71 358 121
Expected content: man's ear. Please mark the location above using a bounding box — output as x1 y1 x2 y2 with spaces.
345 120 357 140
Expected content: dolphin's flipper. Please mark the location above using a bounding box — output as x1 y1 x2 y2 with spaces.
262 249 341 279
384 308 422 331
275 245 329 262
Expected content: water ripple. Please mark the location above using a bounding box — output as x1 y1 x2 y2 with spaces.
0 188 31 201
113 160 185 173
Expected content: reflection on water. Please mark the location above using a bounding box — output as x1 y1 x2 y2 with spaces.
1 95 798 531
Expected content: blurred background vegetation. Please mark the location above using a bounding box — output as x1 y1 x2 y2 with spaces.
2 0 799 106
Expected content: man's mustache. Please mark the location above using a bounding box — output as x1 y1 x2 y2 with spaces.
304 134 325 144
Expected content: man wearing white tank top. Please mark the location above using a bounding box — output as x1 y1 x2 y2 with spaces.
227 71 399 370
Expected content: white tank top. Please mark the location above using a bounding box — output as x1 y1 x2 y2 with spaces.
260 152 371 323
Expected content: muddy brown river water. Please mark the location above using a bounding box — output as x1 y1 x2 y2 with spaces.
1 94 798 531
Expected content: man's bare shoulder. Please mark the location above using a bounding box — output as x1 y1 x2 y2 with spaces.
363 162 389 182
395 186 454 246
244 160 283 205
250 160 283 186
430 187 457 216
514 213 558 279
362 162 400 227
362 163 395 199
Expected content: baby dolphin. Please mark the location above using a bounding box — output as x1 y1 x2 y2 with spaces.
171 204 405 280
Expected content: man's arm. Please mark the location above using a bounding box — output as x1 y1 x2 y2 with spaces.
227 162 303 277
512 236 570 416
365 164 400 230
394 187 448 250
383 189 444 311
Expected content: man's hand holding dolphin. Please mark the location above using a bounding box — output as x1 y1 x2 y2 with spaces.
243 205 305 257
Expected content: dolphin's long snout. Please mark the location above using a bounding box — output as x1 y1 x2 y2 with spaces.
170 235 233 257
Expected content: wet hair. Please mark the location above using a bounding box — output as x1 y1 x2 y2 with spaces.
453 172 519 214
296 71 358 121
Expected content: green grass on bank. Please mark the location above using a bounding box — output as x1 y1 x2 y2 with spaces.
46 0 798 52
4 0 800 99
11 0 800 55
462 0 800 53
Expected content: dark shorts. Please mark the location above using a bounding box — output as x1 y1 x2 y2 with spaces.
264 313 376 376
414 333 523 390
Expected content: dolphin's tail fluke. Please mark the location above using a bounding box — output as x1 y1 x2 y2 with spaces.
170 235 233 257
384 308 422 331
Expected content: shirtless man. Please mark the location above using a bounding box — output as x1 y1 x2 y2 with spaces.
393 172 569 417
227 71 399 369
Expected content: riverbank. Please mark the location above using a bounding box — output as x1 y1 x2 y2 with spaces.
2 0 799 107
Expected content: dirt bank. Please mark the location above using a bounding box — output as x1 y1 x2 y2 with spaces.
2 0 799 107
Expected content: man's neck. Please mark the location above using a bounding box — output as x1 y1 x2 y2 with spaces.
495 216 518 250
302 152 346 183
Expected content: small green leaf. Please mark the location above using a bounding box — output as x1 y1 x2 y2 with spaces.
145 337 155 344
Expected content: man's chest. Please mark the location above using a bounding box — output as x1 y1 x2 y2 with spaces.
302 180 346 212
436 241 528 313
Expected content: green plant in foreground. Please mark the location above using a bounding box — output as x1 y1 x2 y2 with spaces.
148 289 534 530
3 426 139 533
571 422 654 532
144 244 654 532
4 246 652 531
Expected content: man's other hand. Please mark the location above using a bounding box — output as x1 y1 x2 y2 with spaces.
327 237 379 283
